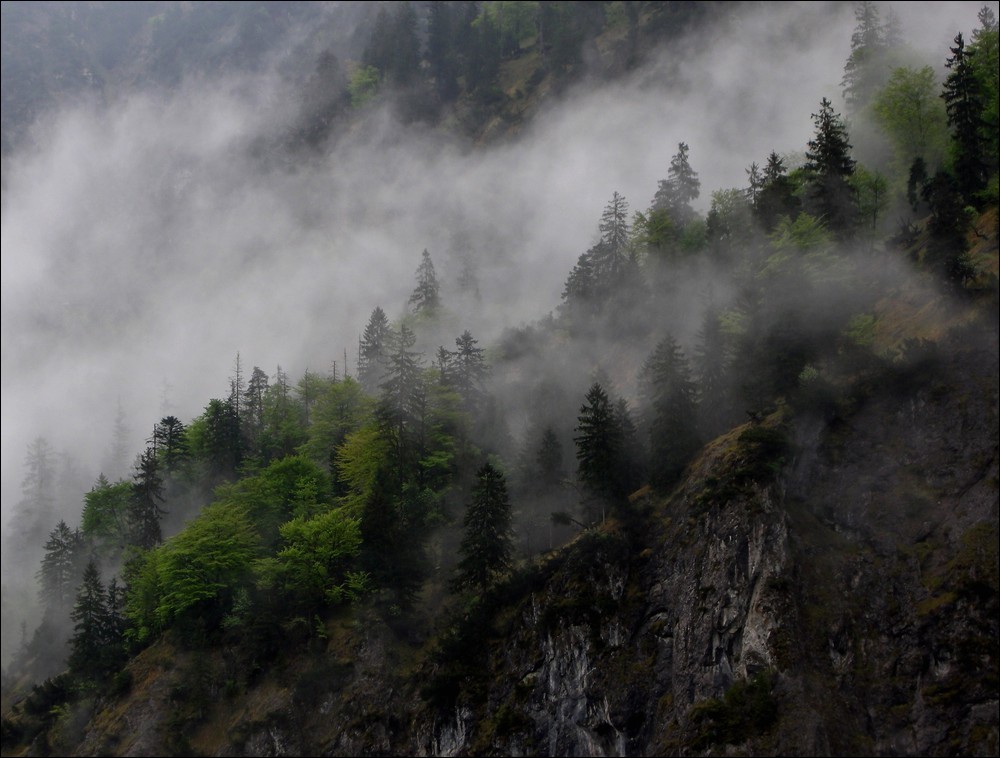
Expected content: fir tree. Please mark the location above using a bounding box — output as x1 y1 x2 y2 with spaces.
67 561 111 684
653 142 701 226
127 447 165 549
358 306 392 393
574 383 622 519
454 463 513 592
409 249 441 315
942 32 988 201
804 98 857 235
643 336 700 490
36 520 83 612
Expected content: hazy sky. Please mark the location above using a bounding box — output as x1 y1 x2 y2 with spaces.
0 1 993 644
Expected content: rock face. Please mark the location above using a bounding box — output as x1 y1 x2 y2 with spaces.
408 332 998 757
65 332 998 757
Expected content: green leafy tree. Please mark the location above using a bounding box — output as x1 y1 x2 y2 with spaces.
80 474 131 552
255 507 365 615
872 66 949 176
301 377 373 483
454 463 513 592
643 336 700 490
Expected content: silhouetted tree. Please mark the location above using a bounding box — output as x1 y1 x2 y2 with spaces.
409 249 441 315
127 447 165 549
37 520 83 612
653 142 701 226
643 336 700 490
942 32 988 201
804 98 857 235
574 383 622 519
454 463 513 592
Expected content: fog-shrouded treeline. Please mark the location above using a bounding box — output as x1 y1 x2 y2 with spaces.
1 0 997 715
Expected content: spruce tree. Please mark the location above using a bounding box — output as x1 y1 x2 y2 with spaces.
653 142 701 226
643 336 700 490
358 306 391 393
574 383 622 518
409 249 441 315
942 32 988 201
804 98 857 235
36 520 83 612
68 560 110 684
454 463 513 592
127 447 165 549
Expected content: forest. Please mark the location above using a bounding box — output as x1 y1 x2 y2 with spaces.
1 2 998 756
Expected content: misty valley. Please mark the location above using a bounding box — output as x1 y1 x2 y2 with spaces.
1 2 997 756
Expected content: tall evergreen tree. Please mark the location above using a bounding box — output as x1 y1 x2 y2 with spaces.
454 462 513 592
152 416 189 475
942 32 988 201
409 249 442 315
127 447 165 550
574 383 622 518
841 1 887 114
358 306 392 393
653 142 701 226
969 7 999 178
643 336 700 490
36 520 83 612
804 98 857 235
449 329 490 412
67 560 111 684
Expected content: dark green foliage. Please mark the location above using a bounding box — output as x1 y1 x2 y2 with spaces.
694 426 790 514
689 671 778 749
127 447 165 550
755 151 801 232
358 306 391 393
643 336 700 491
575 383 624 515
447 329 490 413
922 171 974 290
36 520 84 611
362 3 420 87
68 561 126 685
804 98 857 236
152 416 189 475
942 32 989 202
454 463 513 592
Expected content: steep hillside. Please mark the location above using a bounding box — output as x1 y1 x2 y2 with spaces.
7 289 995 757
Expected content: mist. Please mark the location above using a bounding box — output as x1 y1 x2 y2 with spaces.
1 1 991 667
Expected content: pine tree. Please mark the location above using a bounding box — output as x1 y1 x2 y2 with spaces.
408 249 441 315
127 447 165 549
643 336 700 490
841 1 887 114
449 330 489 412
454 463 513 592
152 416 189 475
804 98 857 235
68 560 110 684
243 367 269 459
574 383 622 518
36 520 83 611
358 306 392 393
653 142 701 226
942 32 988 201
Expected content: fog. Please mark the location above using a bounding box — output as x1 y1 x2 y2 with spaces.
1 1 991 666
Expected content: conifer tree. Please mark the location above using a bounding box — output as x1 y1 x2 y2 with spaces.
152 416 189 475
409 249 441 315
454 462 513 592
358 306 392 393
942 32 988 201
68 560 111 684
127 447 165 549
804 98 857 235
37 520 83 611
643 336 700 490
653 142 701 226
574 383 622 517
449 330 489 412
841 1 888 114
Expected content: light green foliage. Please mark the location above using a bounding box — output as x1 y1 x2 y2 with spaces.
349 65 380 107
80 475 131 549
148 503 260 629
872 66 948 174
849 165 889 239
768 213 833 254
479 1 539 52
214 455 332 545
255 507 365 610
336 424 391 516
300 377 374 473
